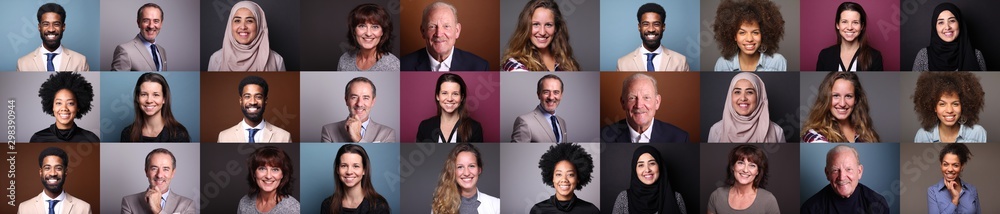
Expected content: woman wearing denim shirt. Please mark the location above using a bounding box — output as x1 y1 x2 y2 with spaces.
912 72 986 143
927 143 980 214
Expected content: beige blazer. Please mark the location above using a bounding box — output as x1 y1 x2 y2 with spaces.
616 46 689 71
121 191 196 214
321 119 396 142
217 121 291 143
17 192 91 214
112 35 167 71
511 107 568 142
17 46 90 72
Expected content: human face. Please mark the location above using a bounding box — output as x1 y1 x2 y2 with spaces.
733 158 759 186
53 89 77 130
621 78 661 131
530 8 555 50
940 153 962 182
146 153 175 192
355 21 383 51
39 155 66 196
936 10 959 43
552 160 577 201
825 150 862 198
338 153 365 189
437 82 462 114
139 82 164 117
422 6 461 60
731 79 757 116
346 82 375 122
255 164 283 193
837 10 861 43
240 84 266 123
231 8 258 45
638 12 664 50
138 7 162 43
829 79 855 122
635 153 659 185
735 21 761 56
935 92 962 128
38 12 64 51
454 151 480 192
537 78 562 114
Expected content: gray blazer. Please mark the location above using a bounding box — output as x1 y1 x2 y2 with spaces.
112 35 166 71
321 119 396 142
121 191 196 214
511 107 567 142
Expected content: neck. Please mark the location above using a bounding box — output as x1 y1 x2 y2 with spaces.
359 48 378 61
245 118 262 128
258 191 278 204
939 123 960 140
44 189 60 199
538 47 551 57
144 113 164 131
643 43 659 52
628 118 650 134
431 48 451 63
732 183 755 195
841 40 860 52
43 43 60 52
55 121 73 130
441 111 460 123
555 193 574 201
345 185 365 203
460 187 477 198
738 52 761 70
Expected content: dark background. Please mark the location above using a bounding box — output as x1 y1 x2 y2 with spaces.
200 0 301 71
599 143 700 214
399 0 501 70
199 143 300 213
199 72 301 142
7 143 102 214
900 0 1000 70
299 0 401 71
699 72 801 142
698 144 800 214
399 143 500 213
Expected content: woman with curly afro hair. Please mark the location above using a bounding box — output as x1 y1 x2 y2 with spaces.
712 0 787 71
912 72 986 142
530 143 598 213
30 72 99 142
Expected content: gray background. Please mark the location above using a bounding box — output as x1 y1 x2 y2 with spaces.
500 72 600 142
0 72 101 142
700 72 801 142
99 143 201 214
898 72 1000 142
299 0 401 71
700 0 800 71
599 0 701 71
399 143 500 212
299 143 401 214
99 0 201 71
0 0 101 71
799 143 900 214
199 143 300 213
200 0 301 71
899 0 1000 71
99 72 201 142
599 143 700 214
799 72 901 142
698 143 799 214
499 143 602 213
499 0 601 71
299 72 401 142
900 143 1000 213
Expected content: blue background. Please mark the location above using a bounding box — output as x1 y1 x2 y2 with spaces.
299 143 401 214
599 0 701 71
0 0 100 71
800 143 901 214
99 72 200 142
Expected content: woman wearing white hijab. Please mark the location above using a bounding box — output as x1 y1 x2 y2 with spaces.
209 1 285 71
708 72 784 142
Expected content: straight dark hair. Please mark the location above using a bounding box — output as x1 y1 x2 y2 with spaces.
328 144 389 213
129 72 185 142
834 2 877 71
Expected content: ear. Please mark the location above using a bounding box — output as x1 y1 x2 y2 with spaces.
455 23 462 39
857 164 864 179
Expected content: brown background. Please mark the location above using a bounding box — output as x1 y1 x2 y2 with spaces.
7 143 102 214
200 72 301 142
599 72 701 142
400 0 501 70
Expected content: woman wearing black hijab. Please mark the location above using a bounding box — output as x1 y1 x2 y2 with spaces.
611 145 685 214
912 2 986 71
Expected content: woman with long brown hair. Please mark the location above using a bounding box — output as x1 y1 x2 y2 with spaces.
121 72 190 142
321 144 390 213
416 73 483 143
501 0 580 71
801 71 880 142
815 2 883 71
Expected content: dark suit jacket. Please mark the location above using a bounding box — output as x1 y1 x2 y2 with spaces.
400 47 490 71
600 119 689 143
416 116 484 142
815 45 883 71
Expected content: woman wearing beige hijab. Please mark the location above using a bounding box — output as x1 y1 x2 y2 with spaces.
209 1 285 71
708 72 784 142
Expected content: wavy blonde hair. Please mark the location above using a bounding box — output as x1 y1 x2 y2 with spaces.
431 143 482 213
802 72 880 142
501 0 579 71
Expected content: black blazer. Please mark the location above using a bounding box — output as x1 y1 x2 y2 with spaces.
600 119 689 143
416 116 484 142
815 45 883 71
400 47 490 71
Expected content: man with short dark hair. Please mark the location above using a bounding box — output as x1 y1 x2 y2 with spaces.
121 148 196 214
112 3 167 71
511 74 568 142
17 3 90 71
218 76 291 143
321 77 396 142
617 3 689 71
18 147 92 214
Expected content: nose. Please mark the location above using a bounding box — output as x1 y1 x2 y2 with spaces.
945 105 954 113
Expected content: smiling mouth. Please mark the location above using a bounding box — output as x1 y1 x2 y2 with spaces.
742 44 756 50
944 31 954 37
46 178 59 185
942 115 957 122
557 184 571 191
58 113 71 119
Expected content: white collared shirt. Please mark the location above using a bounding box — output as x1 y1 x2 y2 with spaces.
538 105 562 143
138 33 162 71
427 48 455 71
639 45 664 71
40 191 67 214
628 118 655 143
36 45 64 71
239 119 268 142
160 190 170 208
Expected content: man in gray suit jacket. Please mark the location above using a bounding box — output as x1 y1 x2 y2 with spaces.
121 148 196 214
322 77 396 142
112 3 166 71
512 74 568 142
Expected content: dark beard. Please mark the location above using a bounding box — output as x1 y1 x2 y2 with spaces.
41 176 65 195
642 37 660 52
242 105 265 124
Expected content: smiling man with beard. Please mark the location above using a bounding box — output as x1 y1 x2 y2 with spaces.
18 147 92 214
616 3 689 72
512 74 568 143
218 76 291 143
321 77 396 142
121 148 196 214
18 3 90 72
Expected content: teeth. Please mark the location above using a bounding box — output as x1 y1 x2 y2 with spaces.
645 35 657 39
47 35 57 39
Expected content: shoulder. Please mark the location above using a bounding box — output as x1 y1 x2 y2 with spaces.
17 48 36 62
802 129 828 143
66 193 92 207
62 47 86 60
858 184 887 201
323 120 347 130
479 191 499 203
455 48 488 63
380 53 401 64
756 188 777 201
715 56 736 71
502 58 527 71
915 48 928 58
615 190 628 202
766 52 787 63
209 49 224 61
339 51 354 62
78 127 101 142
269 123 291 135
269 50 284 61
172 193 196 204
466 118 483 130
122 191 145 202
617 48 638 61
654 119 688 134
401 48 425 62
968 124 987 134
418 116 439 128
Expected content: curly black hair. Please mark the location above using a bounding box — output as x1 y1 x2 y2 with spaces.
912 72 984 130
712 0 785 58
38 72 94 119
538 143 593 190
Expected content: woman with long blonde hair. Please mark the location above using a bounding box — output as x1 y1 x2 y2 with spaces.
501 0 580 71
801 71 880 142
431 143 499 214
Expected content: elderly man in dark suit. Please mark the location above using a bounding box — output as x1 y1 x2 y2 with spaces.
400 1 489 71
601 73 689 143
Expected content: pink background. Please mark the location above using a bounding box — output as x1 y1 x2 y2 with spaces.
400 72 501 142
800 0 900 71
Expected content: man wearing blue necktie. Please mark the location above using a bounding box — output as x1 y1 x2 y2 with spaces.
121 148 196 214
321 77 397 142
18 147 92 214
218 76 292 143
512 74 568 143
112 3 167 71
17 3 90 72
616 3 689 72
